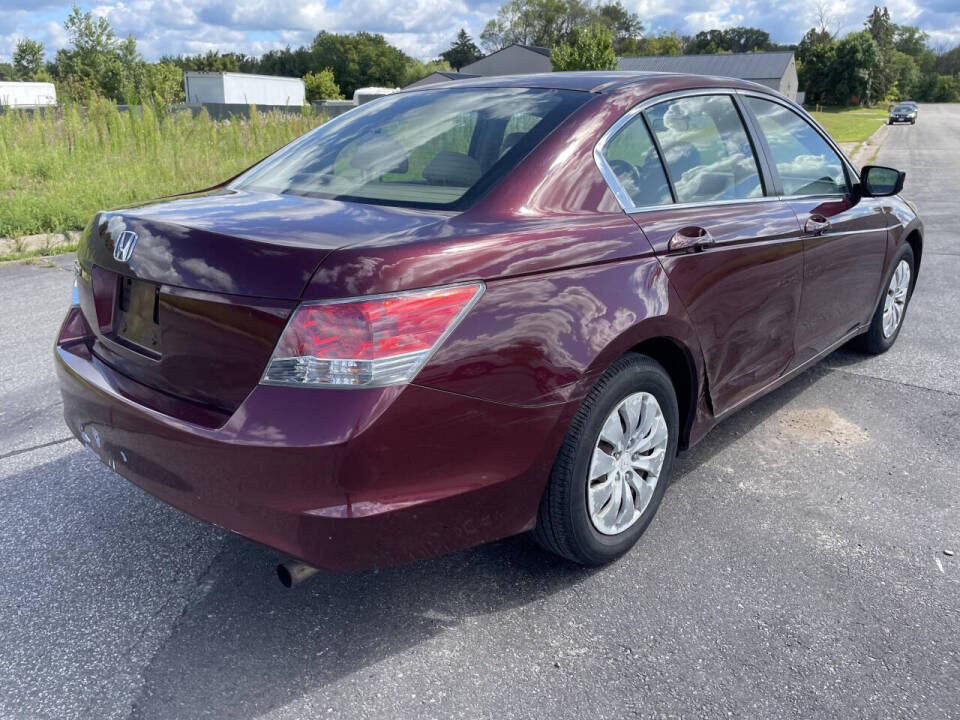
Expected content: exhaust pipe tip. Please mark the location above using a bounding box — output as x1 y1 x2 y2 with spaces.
277 560 320 588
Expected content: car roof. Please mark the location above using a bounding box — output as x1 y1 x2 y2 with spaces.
397 71 773 95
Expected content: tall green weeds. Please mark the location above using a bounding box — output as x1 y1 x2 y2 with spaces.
0 98 325 237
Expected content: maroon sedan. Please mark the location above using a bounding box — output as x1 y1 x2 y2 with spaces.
55 72 922 580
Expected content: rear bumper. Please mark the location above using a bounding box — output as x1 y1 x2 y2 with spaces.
55 315 573 571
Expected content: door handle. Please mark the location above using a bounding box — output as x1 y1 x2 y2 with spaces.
804 215 831 235
669 226 715 252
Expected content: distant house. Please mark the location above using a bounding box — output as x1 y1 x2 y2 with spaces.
460 44 552 76
405 71 479 89
618 51 798 100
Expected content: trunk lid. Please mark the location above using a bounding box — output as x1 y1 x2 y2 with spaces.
75 189 448 413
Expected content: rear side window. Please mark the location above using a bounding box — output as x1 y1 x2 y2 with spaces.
231 87 589 210
601 115 673 208
646 95 764 203
744 97 848 197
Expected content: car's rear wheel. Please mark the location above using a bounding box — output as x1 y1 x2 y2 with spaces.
855 244 915 354
533 353 679 565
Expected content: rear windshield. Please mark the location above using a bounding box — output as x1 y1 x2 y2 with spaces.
894 105 912 112
231 87 589 210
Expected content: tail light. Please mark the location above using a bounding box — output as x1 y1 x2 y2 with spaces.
261 282 484 388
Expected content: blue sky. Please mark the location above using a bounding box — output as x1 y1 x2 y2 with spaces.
1 0 958 64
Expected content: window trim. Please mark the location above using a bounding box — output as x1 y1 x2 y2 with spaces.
594 87 860 214
738 91 857 200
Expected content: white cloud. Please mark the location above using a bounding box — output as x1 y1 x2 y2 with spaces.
0 0 958 64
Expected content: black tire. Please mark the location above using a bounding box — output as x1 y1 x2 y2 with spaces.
533 353 680 565
854 243 915 355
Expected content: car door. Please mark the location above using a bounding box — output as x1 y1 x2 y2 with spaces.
596 92 804 415
741 95 889 366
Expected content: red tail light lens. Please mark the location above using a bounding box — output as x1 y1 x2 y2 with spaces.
261 282 484 387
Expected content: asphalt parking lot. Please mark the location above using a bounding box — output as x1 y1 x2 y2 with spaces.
1 104 958 720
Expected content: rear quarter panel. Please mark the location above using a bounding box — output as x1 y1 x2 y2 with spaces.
415 254 703 410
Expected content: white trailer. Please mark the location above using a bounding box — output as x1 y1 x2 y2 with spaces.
0 81 57 108
183 72 305 106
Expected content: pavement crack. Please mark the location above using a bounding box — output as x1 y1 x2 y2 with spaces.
0 435 74 461
123 532 226 720
825 365 960 399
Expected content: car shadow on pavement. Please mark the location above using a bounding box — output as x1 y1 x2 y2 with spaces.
7 362 833 719
120 363 837 719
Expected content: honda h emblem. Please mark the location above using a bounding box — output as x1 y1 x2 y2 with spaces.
113 231 138 262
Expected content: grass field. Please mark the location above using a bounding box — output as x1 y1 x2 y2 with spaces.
809 106 889 143
0 99 325 242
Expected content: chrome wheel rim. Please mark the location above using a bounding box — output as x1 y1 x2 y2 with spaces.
882 259 911 338
587 391 668 536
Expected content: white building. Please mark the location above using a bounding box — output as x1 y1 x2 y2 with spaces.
183 72 305 106
0 81 57 108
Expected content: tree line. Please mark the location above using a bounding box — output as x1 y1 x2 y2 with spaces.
2 1 959 107
798 6 960 104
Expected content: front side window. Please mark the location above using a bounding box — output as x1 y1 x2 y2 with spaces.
232 87 589 209
646 95 764 203
744 97 848 197
601 115 673 208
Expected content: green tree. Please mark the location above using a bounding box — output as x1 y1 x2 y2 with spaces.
865 6 896 102
890 50 920 100
931 74 960 102
165 50 242 72
142 62 184 106
440 29 483 70
0 63 14 81
797 36 836 105
594 2 643 54
626 31 683 56
686 27 772 54
52 5 145 103
550 23 617 71
304 69 342 102
480 0 593 51
254 47 313 76
893 25 928 57
937 46 960 76
311 32 410 99
13 38 45 80
829 30 880 104
403 58 453 86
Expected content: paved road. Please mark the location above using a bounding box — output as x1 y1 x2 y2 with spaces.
1 105 958 720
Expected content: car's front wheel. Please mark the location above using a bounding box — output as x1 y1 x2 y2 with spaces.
533 353 679 565
855 243 915 354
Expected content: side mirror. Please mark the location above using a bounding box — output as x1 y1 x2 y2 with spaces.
861 165 905 197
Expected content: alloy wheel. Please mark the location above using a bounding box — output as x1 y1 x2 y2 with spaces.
587 391 669 535
882 259 911 338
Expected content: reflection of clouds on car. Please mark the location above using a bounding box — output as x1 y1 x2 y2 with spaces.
774 153 844 195
672 152 763 202
649 94 763 203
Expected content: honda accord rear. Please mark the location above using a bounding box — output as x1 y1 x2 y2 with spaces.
56 72 921 573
